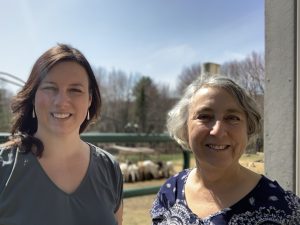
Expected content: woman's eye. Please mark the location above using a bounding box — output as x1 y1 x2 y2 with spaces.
197 114 212 121
226 115 240 122
42 86 56 91
70 88 83 93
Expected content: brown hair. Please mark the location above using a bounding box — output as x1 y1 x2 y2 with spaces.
9 44 101 156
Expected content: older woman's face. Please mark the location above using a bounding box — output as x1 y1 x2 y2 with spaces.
187 87 248 171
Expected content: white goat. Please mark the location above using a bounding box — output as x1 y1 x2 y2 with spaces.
127 163 140 182
137 160 159 180
120 161 140 182
157 161 175 178
119 162 129 182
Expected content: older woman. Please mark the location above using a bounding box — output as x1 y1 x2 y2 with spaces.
151 76 300 224
0 44 123 225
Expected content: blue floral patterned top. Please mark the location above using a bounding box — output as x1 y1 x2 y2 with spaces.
150 169 300 225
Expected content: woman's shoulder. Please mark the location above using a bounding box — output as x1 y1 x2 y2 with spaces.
261 176 300 203
158 169 191 200
161 169 191 189
87 143 120 172
88 143 117 161
0 142 18 166
244 175 300 213
150 169 192 221
258 175 299 197
0 143 18 192
229 175 300 224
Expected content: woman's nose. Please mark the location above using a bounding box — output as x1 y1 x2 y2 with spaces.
53 91 70 105
210 120 227 137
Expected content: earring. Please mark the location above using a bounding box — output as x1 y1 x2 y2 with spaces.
32 107 36 118
86 111 90 121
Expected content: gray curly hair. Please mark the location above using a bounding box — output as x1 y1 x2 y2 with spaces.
167 75 261 150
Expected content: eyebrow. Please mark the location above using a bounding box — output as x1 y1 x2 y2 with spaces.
191 107 212 117
226 108 245 115
41 81 85 87
194 107 212 113
193 107 244 115
69 83 85 88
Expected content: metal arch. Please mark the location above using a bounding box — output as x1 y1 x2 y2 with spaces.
0 71 25 88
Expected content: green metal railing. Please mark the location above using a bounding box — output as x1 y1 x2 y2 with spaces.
0 132 190 198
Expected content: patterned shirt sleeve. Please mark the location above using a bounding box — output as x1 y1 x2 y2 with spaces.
284 190 300 224
150 170 189 224
150 184 169 224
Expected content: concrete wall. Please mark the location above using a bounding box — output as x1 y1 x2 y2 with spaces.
265 0 297 191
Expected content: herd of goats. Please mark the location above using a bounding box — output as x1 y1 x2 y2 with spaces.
119 160 176 183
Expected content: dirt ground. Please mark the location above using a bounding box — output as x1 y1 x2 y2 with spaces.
123 194 156 225
122 152 264 225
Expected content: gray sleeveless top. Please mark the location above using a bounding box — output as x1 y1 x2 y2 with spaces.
0 143 123 225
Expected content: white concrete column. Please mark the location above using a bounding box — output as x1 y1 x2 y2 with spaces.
265 0 297 191
296 0 300 196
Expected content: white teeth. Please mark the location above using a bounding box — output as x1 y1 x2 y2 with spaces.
207 144 228 150
52 113 71 119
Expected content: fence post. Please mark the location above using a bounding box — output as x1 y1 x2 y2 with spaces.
182 151 190 169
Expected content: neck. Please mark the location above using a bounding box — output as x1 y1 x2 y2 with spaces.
187 166 261 214
34 131 85 158
194 163 246 191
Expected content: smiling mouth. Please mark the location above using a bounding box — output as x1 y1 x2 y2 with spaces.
51 113 72 119
206 144 230 151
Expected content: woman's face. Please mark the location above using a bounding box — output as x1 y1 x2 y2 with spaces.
187 87 248 171
34 61 91 138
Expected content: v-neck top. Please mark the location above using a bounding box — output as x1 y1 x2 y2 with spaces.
0 143 123 225
150 169 300 225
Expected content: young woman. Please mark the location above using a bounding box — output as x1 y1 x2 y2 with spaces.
151 75 300 224
0 44 123 225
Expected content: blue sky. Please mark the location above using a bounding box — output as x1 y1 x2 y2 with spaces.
0 0 264 93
